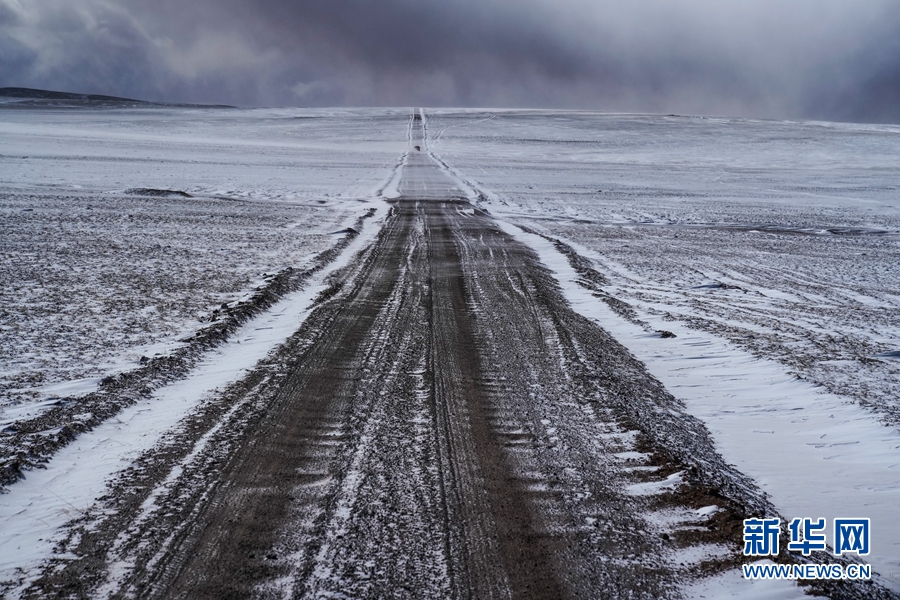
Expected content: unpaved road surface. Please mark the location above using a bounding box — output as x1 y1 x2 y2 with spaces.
13 113 890 599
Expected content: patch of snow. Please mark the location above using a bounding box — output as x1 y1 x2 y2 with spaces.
696 505 720 518
626 471 685 496
683 560 808 599
379 152 407 199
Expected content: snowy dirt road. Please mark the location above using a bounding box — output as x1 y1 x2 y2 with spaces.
3 110 896 599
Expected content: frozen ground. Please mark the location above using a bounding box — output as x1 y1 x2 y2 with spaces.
0 107 408 417
1 105 899 598
425 109 900 425
426 109 900 591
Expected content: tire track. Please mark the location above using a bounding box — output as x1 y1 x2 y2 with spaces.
15 111 893 600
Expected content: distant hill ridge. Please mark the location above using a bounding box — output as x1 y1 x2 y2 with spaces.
0 87 233 108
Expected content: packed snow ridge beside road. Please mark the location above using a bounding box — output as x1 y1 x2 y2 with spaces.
1 105 899 598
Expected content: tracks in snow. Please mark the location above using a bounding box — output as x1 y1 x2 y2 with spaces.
8 112 893 599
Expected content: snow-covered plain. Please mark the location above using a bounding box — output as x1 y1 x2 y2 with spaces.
0 108 409 415
0 199 391 595
3 106 900 596
425 109 900 591
426 110 900 425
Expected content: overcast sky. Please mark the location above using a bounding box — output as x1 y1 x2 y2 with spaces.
2 0 899 122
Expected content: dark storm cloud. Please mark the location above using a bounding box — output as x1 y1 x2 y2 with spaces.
2 0 900 122
801 4 900 124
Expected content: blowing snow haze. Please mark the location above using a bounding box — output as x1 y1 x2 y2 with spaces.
2 0 900 122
